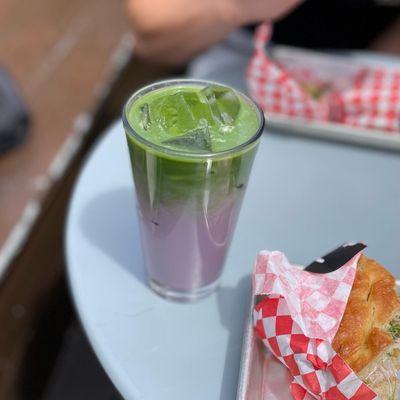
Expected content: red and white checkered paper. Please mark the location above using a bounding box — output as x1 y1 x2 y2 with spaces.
253 250 379 400
247 23 400 133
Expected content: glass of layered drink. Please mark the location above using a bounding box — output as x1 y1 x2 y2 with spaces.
123 79 264 301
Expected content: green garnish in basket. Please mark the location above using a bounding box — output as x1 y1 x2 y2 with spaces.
388 321 400 339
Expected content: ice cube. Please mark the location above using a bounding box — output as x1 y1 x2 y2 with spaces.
149 96 178 132
201 85 240 126
162 123 212 152
139 103 152 130
149 91 212 136
179 92 213 124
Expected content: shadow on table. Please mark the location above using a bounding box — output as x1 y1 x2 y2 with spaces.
217 275 251 400
80 187 147 287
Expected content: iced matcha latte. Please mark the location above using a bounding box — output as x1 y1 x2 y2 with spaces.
123 80 264 301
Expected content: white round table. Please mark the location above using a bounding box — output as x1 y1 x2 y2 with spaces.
66 114 400 399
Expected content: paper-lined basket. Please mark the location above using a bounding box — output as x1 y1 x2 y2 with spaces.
237 244 398 400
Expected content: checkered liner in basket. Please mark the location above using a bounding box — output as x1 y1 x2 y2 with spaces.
247 23 400 133
253 249 378 400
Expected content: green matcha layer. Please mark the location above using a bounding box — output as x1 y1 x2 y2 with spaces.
126 83 261 154
124 81 262 210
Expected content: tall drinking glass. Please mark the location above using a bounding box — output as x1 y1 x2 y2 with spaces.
123 79 264 301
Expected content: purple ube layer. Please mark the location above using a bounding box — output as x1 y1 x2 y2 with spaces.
138 191 243 291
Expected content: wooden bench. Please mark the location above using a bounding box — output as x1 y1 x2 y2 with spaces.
0 1 174 398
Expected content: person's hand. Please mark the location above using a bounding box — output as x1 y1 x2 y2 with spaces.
126 0 302 65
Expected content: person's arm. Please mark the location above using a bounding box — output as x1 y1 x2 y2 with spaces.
126 0 302 65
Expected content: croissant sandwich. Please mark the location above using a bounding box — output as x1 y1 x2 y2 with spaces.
332 255 400 400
